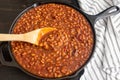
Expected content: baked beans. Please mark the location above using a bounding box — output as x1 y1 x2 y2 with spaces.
11 3 94 78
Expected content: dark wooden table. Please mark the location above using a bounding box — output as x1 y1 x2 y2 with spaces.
0 0 80 80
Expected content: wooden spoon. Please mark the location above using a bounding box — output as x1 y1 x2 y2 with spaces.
0 27 56 45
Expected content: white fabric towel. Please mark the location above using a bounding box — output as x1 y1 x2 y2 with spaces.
78 0 120 80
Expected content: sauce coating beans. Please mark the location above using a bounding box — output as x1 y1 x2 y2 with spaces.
11 3 94 78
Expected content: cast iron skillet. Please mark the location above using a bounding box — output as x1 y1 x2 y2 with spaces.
0 0 120 80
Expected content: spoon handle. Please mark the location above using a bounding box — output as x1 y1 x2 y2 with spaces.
0 34 24 41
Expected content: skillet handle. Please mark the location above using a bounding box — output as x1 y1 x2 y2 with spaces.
96 6 120 20
88 6 120 25
0 42 18 67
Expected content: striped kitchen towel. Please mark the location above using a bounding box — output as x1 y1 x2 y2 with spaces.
78 0 120 80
